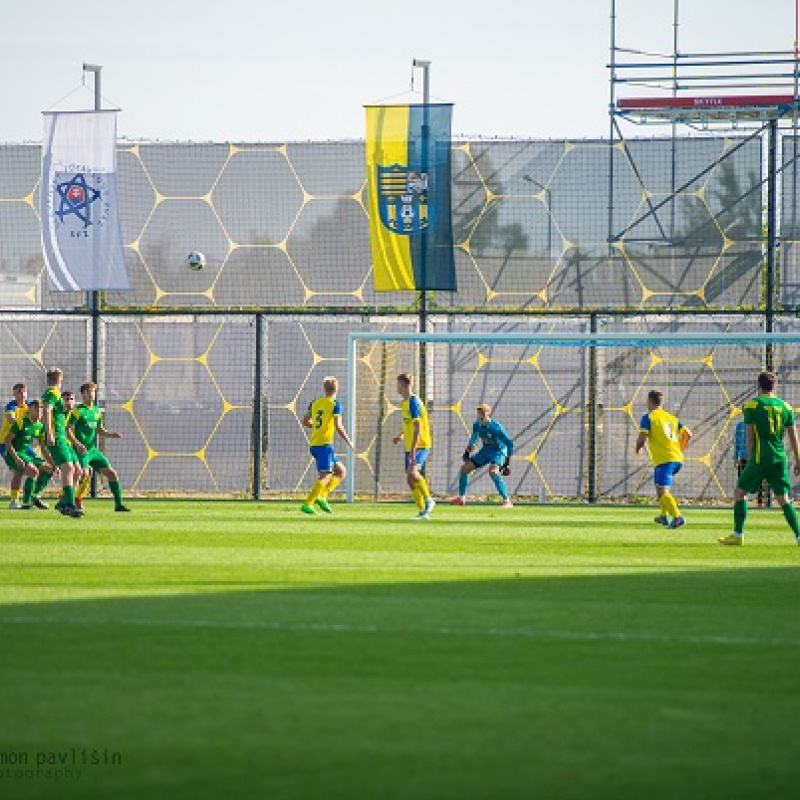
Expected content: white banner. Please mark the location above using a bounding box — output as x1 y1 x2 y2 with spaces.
41 110 130 291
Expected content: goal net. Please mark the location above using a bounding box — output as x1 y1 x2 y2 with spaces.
345 323 800 504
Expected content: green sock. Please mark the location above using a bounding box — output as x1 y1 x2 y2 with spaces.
64 486 75 506
34 471 52 496
109 480 124 507
22 477 35 505
782 503 800 537
733 499 748 535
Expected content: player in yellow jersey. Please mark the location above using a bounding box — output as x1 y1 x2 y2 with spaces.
635 389 692 529
300 376 354 515
392 372 435 520
1 383 29 508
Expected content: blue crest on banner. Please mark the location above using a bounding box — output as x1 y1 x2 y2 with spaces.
377 164 435 234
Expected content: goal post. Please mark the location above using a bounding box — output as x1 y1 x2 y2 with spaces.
345 329 800 505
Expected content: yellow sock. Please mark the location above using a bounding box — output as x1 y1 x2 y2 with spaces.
76 476 91 500
658 494 671 517
416 477 431 500
10 488 20 501
663 492 680 518
411 486 425 509
305 480 325 505
324 476 340 497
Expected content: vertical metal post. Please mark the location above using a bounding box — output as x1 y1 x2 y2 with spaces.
588 313 599 503
84 64 102 499
766 118 778 372
252 314 264 500
413 58 430 402
346 333 358 502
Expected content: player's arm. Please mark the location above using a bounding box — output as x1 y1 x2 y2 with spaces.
302 404 313 429
679 425 692 451
746 424 755 460
4 428 23 469
42 402 54 446
496 423 514 457
36 433 55 468
66 416 86 456
464 425 479 461
98 418 122 439
635 431 648 454
334 417 354 451
787 424 800 476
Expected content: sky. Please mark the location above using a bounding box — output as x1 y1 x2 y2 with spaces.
0 0 794 144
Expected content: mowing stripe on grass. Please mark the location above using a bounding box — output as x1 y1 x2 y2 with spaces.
1 614 798 648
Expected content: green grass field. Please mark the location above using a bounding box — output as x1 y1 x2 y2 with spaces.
1 499 800 799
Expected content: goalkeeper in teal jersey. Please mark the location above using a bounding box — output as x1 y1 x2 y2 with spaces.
450 404 514 507
67 381 130 512
719 371 800 546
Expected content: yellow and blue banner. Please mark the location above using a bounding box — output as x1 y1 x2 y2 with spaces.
365 104 456 292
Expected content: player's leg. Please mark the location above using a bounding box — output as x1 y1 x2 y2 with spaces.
9 470 23 508
99 462 130 512
20 462 39 508
768 464 799 543
32 461 53 508
410 450 434 519
487 458 512 507
316 461 344 513
302 447 333 514
4 452 24 509
451 460 476 505
652 464 672 525
720 464 762 544
662 463 684 528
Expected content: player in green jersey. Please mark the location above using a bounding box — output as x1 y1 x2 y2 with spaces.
2 400 55 509
720 371 800 546
67 381 130 512
42 368 82 518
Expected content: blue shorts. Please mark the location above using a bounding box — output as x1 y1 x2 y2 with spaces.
471 448 505 468
654 461 682 488
310 445 337 474
405 449 430 471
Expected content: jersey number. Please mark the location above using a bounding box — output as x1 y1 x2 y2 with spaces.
766 406 784 436
315 410 324 429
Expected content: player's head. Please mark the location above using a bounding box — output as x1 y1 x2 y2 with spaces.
46 367 63 387
12 382 26 404
62 390 75 411
80 381 97 403
27 399 41 421
758 371 776 393
397 373 414 396
477 403 492 422
323 376 338 396
647 390 664 410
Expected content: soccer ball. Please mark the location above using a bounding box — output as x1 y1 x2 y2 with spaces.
187 252 206 271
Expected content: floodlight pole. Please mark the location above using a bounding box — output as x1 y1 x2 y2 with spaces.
413 58 431 403
83 63 102 499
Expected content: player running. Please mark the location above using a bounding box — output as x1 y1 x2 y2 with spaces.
719 371 800 546
67 381 130 513
450 403 514 507
392 372 435 520
300 376 355 515
2 400 55 510
41 369 82 518
635 389 692 529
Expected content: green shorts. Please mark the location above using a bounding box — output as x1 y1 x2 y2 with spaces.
737 460 791 496
3 451 44 474
78 447 111 471
45 439 79 467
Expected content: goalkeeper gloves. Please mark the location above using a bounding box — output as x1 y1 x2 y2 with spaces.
500 458 510 476
462 448 472 463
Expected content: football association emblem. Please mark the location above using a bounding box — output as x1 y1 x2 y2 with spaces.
377 164 434 234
